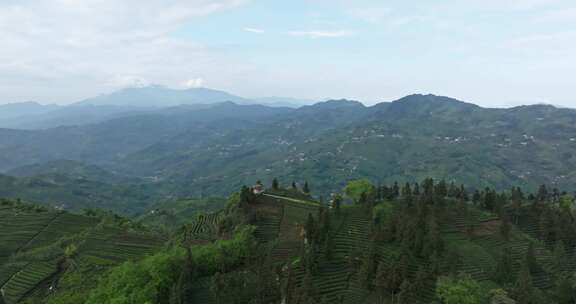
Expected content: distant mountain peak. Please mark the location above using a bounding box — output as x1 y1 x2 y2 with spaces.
310 99 365 108
73 86 311 109
395 93 469 104
390 94 480 110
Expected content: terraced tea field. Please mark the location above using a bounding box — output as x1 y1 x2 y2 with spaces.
0 202 165 304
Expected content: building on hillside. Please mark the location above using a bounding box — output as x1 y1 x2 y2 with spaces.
253 181 265 195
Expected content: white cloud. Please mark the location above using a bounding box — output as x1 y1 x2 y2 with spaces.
506 31 576 54
243 27 265 34
535 7 576 23
288 30 354 38
183 78 205 88
348 7 392 24
110 75 151 88
0 0 249 103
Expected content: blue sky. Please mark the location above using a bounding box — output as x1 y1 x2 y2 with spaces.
0 0 575 107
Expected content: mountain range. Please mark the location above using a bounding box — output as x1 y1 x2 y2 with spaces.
0 86 312 129
0 89 575 213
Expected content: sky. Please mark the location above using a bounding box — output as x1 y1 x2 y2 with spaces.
0 0 575 107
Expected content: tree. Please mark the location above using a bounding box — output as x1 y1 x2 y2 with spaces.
435 274 483 304
483 189 497 211
303 181 310 194
472 190 481 206
331 194 342 214
397 279 412 304
358 241 377 289
299 269 317 303
500 213 512 241
239 185 253 207
525 242 539 274
272 178 279 190
304 213 316 245
358 191 368 206
344 179 374 204
556 274 575 304
435 180 448 198
559 194 574 210
536 184 549 203
254 253 278 304
323 233 334 260
291 181 297 190
392 182 400 198
494 247 514 284
375 261 403 303
281 263 296 304
513 259 533 304
401 182 412 198
172 258 196 304
553 241 569 273
413 183 421 196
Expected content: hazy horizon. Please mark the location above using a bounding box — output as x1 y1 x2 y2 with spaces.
2 85 574 110
1 0 575 108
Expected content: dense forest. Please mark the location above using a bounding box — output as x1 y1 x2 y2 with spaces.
2 178 576 303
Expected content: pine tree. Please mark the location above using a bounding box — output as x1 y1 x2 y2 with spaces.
331 194 342 213
303 181 310 194
556 274 574 304
358 191 368 205
272 178 279 190
494 247 514 284
300 269 317 303
553 241 568 274
397 279 412 304
240 185 252 208
525 242 539 274
483 188 497 211
413 182 421 196
435 179 448 197
537 184 549 203
255 253 278 304
464 206 476 239
282 263 296 304
319 207 331 243
291 181 297 190
423 178 434 196
402 183 412 198
472 190 481 206
392 182 400 198
374 263 388 303
513 260 533 304
448 182 458 198
359 241 377 289
500 212 512 241
324 233 334 260
413 266 429 292
458 184 468 201
305 213 316 244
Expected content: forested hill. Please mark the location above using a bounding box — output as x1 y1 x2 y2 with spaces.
6 179 576 303
0 94 575 211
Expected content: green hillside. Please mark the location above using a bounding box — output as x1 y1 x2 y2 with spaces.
0 199 165 304
5 178 570 304
1 95 576 213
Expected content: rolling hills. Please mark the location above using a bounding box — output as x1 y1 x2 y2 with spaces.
0 93 575 212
